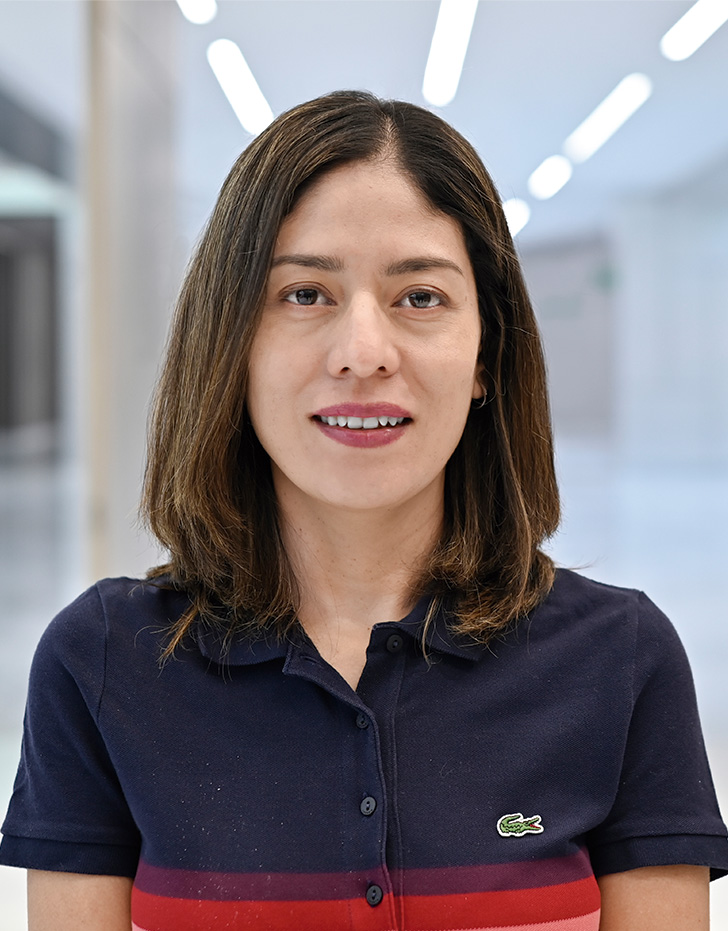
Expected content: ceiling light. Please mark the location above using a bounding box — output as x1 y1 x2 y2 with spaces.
562 73 652 163
207 39 274 136
502 198 530 237
527 156 573 200
660 0 728 61
176 0 217 25
422 0 479 107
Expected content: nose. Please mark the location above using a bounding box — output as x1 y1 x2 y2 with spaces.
326 293 400 379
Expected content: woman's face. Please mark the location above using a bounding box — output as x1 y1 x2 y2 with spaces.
247 158 483 518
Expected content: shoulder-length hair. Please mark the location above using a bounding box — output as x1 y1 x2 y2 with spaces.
142 90 559 654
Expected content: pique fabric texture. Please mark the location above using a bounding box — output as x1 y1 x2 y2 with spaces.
1 569 727 930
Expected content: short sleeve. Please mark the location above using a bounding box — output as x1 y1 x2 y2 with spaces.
587 592 728 879
0 586 140 876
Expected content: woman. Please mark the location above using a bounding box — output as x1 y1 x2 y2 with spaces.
1 91 726 930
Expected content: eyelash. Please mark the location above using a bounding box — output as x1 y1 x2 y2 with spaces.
400 290 445 309
282 287 446 309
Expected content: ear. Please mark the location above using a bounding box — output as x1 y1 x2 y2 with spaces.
472 362 486 401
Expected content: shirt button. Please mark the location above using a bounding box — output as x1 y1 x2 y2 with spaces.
355 713 369 729
360 796 377 816
366 883 384 907
386 633 403 653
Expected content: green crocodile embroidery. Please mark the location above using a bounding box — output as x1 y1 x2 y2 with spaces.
496 812 544 837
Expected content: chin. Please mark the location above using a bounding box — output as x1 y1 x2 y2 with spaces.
321 477 440 514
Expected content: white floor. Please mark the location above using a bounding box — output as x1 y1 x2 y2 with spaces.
0 437 727 928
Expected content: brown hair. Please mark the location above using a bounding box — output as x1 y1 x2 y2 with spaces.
141 90 559 654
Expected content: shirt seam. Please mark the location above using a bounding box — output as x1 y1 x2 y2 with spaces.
92 583 111 724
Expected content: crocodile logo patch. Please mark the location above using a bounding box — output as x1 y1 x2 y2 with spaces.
497 812 544 837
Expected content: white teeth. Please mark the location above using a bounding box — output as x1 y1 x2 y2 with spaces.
320 415 406 429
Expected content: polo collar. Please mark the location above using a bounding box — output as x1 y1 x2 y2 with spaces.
196 595 481 667
389 595 482 661
196 624 289 667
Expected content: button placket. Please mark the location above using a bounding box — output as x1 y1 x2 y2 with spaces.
336 628 405 925
357 627 407 921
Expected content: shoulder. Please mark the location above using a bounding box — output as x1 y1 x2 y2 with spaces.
540 567 645 617
520 568 690 692
45 576 189 634
34 578 192 680
536 567 677 641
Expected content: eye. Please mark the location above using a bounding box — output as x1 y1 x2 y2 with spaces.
284 287 328 306
401 290 444 309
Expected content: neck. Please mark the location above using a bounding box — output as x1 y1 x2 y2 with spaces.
276 481 443 641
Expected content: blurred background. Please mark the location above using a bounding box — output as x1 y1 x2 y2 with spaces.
0 0 726 926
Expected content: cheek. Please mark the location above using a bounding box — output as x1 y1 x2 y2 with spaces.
245 353 281 441
247 329 289 408
427 333 482 396
246 335 316 446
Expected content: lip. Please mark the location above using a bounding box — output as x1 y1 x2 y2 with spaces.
314 419 407 448
313 402 412 419
312 402 411 449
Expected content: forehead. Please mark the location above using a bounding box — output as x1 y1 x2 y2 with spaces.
275 159 469 258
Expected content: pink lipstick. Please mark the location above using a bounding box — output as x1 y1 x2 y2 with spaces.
312 403 411 448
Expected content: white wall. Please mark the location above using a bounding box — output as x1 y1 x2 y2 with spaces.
612 155 728 468
521 236 615 438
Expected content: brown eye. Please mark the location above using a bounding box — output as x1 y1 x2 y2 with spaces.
405 291 442 309
289 288 320 305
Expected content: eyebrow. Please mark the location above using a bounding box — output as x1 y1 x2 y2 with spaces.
383 257 464 277
271 254 464 277
270 254 344 272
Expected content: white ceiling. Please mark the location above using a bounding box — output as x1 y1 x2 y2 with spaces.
1 0 727 248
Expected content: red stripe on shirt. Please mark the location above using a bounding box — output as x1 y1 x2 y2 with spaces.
132 886 397 931
399 877 600 927
131 876 600 930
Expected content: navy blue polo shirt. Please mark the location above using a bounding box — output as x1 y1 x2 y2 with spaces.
1 568 727 930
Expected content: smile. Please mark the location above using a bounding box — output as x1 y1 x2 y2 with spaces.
315 415 406 430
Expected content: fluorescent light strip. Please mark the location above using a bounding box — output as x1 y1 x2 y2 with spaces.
207 39 274 136
422 0 479 107
502 198 530 237
563 73 652 163
660 0 728 61
527 155 573 201
176 0 217 25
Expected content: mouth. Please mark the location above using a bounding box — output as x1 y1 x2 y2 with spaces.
313 414 409 430
311 404 412 447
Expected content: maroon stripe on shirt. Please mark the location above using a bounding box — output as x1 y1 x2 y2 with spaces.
134 849 592 901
